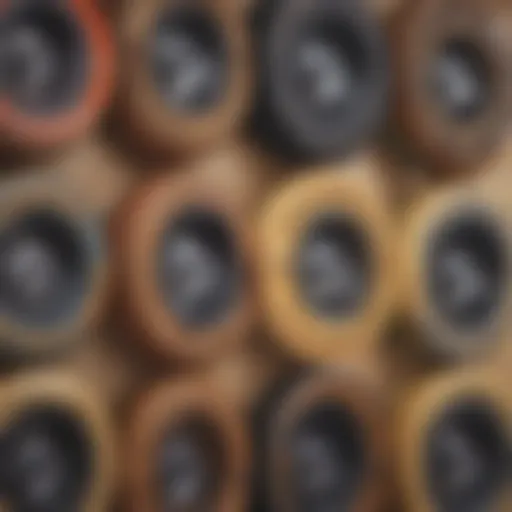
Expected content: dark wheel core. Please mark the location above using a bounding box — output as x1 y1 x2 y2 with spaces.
426 210 507 334
296 214 372 319
156 418 225 512
426 398 509 512
157 209 240 328
0 210 90 328
0 406 92 512
150 7 228 113
289 403 365 512
431 40 491 122
1 2 88 115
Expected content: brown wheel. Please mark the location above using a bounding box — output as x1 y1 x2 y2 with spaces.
115 0 251 158
258 166 396 364
400 187 512 361
253 368 388 512
396 370 512 512
392 0 512 176
113 171 255 365
0 173 109 361
123 377 250 512
0 370 115 512
1 0 115 154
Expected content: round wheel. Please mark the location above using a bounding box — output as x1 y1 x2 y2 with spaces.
392 0 512 175
124 377 250 512
258 168 396 364
1 0 115 154
252 0 389 161
0 370 115 512
396 371 511 512
253 369 387 512
0 174 109 360
400 188 512 361
113 172 254 364
115 0 251 157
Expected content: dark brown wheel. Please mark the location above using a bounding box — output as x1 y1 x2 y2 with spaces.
253 368 388 512
400 187 512 361
396 370 511 512
1 0 115 154
0 172 109 361
113 170 255 365
0 370 115 512
392 0 512 176
258 165 397 364
115 0 251 158
123 377 250 512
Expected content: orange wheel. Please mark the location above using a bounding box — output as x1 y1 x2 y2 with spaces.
0 172 109 360
396 370 512 512
124 377 250 512
258 165 397 364
392 0 512 176
115 0 251 158
1 0 115 154
400 187 512 361
253 368 388 512
0 370 116 512
113 171 255 364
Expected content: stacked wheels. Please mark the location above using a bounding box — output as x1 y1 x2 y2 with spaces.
1 0 511 511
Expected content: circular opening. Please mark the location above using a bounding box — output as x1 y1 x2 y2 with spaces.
157 209 240 328
1 405 93 512
426 210 507 334
295 214 372 319
426 398 509 512
431 39 491 122
0 210 90 327
156 416 226 512
289 402 365 512
150 7 228 113
287 16 368 123
1 3 87 115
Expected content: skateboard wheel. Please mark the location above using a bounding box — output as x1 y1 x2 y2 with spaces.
392 0 512 175
114 172 254 364
0 174 108 360
253 369 387 512
258 169 396 363
116 0 251 157
252 0 389 161
124 377 250 512
1 0 115 154
396 371 511 512
400 188 512 361
0 370 115 512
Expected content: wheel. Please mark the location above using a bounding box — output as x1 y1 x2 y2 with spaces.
123 377 250 512
113 170 254 364
0 370 115 512
391 0 512 176
0 172 109 361
252 0 389 162
400 187 512 361
396 370 511 512
258 166 396 364
1 0 115 154
115 0 251 157
253 368 387 512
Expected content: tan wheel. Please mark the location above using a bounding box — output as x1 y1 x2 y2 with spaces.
258 166 397 364
400 187 512 361
115 0 251 157
123 376 250 512
113 171 255 364
0 370 116 512
0 173 109 360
